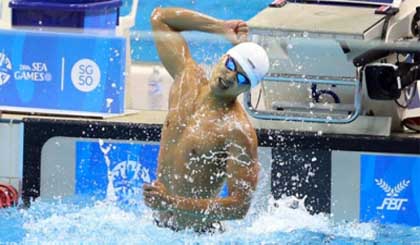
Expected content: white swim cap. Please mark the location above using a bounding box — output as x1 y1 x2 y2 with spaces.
226 42 269 88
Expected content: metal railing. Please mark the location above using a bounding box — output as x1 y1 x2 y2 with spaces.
244 74 362 124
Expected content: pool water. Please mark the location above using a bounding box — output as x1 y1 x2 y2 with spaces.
127 0 268 62
1 195 419 244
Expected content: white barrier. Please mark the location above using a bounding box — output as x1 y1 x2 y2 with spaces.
0 0 11 29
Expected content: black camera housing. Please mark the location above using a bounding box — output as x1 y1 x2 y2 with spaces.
364 64 401 100
350 43 420 101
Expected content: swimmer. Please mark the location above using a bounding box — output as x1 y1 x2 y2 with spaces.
143 7 269 233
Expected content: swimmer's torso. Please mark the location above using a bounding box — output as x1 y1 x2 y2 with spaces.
159 63 230 197
156 64 252 229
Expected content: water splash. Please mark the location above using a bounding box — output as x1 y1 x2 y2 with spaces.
21 200 153 244
98 140 117 202
248 196 376 241
5 195 384 244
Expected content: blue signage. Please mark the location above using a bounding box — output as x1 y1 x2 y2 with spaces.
75 140 229 205
76 141 159 204
0 29 126 115
360 154 420 226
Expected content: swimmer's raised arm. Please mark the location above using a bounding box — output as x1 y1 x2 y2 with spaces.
144 129 259 221
151 7 248 78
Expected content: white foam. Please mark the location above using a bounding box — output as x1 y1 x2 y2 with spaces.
247 196 377 241
18 196 377 243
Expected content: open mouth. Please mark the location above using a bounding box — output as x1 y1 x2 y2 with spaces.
218 77 230 89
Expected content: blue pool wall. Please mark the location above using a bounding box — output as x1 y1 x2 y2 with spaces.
121 0 269 63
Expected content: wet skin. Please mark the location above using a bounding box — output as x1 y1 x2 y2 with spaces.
143 7 259 231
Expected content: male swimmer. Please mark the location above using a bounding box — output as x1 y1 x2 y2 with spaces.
143 7 269 233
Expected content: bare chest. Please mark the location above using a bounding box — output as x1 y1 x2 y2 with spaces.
162 109 227 155
159 108 231 196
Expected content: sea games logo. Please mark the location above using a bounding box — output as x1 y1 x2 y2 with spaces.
0 52 12 86
0 53 52 85
375 178 410 211
14 62 52 82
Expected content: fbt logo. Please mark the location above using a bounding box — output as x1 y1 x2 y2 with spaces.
0 52 12 86
375 178 410 211
71 59 101 92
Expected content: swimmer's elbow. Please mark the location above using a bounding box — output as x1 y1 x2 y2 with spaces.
151 8 165 23
151 7 177 22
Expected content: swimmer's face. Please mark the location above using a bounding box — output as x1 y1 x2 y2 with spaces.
210 55 251 97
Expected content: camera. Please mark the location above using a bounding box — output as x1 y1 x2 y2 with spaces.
363 62 419 100
364 63 401 100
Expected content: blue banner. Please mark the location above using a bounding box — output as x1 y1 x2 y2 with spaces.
76 141 159 204
75 140 229 205
360 154 420 226
0 29 126 115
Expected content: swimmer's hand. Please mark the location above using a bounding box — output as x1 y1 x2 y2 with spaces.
224 20 248 45
143 181 172 211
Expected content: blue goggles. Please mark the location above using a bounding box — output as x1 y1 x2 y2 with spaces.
225 56 251 86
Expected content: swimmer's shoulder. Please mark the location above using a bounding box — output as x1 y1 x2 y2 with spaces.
182 59 205 74
227 105 257 142
232 101 255 127
177 60 208 83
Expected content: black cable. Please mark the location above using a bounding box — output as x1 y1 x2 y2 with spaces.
380 8 399 40
254 87 263 109
381 16 392 40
